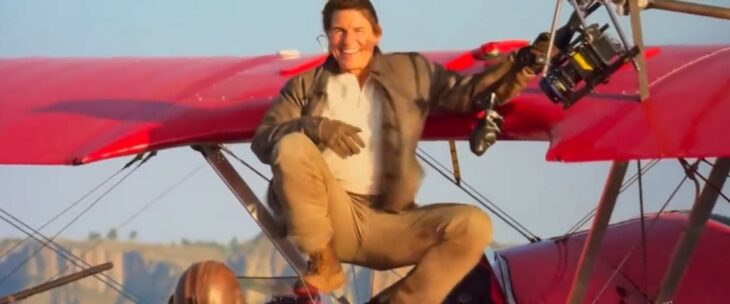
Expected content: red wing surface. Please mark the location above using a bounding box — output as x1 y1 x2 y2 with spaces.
1 45 725 165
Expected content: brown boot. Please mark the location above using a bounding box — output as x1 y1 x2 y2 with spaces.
301 243 345 293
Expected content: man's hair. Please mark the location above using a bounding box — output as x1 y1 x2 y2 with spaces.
322 0 381 34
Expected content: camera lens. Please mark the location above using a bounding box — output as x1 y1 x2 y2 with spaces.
539 76 568 105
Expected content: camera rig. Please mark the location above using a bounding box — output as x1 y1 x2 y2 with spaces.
539 1 642 108
466 0 730 155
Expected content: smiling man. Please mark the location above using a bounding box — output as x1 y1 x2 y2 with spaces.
251 0 546 303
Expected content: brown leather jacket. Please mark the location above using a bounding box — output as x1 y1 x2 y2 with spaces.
251 49 535 211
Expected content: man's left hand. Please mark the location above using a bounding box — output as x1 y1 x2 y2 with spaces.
469 109 503 156
515 32 552 74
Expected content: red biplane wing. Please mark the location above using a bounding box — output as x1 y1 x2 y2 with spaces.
541 45 730 162
0 45 553 165
496 212 730 303
0 44 727 165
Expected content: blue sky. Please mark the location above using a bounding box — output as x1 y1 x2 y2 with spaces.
1 0 729 246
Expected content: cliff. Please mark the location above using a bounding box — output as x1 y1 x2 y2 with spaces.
0 236 509 303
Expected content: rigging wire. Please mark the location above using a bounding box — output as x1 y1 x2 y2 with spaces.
226 143 539 244
223 144 541 297
681 158 730 204
0 153 153 297
567 159 660 234
636 161 649 292
703 159 730 180
591 161 696 303
41 161 206 300
620 159 661 193
0 211 139 304
0 155 139 262
218 146 322 304
415 148 540 242
565 159 660 235
114 162 205 231
417 148 536 235
224 143 540 241
570 159 661 233
221 146 271 182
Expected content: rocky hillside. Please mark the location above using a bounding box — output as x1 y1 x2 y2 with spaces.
0 237 227 304
0 236 511 303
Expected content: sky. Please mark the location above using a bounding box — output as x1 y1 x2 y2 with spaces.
1 0 729 247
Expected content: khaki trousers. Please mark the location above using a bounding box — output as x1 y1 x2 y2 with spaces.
271 133 493 304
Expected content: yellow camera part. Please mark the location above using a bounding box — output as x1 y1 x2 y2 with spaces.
571 52 594 71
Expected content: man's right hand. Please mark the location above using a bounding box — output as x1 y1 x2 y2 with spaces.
316 118 366 158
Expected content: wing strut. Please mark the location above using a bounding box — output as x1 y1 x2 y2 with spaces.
654 158 730 303
195 145 307 275
647 0 730 20
448 141 462 185
567 161 629 304
627 0 651 101
0 263 113 304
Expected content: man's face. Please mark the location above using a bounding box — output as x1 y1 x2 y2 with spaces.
327 9 381 75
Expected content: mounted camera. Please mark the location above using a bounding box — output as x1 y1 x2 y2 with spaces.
539 2 641 108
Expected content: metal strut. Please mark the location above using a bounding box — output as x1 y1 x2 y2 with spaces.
654 158 730 303
627 0 651 101
0 263 113 304
568 161 629 304
195 145 307 274
648 0 730 21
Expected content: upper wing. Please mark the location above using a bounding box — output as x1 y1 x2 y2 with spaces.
0 55 287 165
0 45 555 166
542 45 730 162
0 44 726 165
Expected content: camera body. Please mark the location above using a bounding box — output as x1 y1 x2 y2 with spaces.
540 24 639 108
540 23 639 108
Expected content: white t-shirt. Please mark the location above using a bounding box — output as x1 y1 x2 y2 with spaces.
320 73 384 195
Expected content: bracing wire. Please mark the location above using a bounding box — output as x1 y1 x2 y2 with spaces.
591 161 695 303
225 144 540 241
221 146 271 182
415 148 540 242
636 161 649 292
214 147 322 304
0 154 151 287
417 148 538 237
0 153 153 302
565 159 660 235
40 161 206 302
0 211 139 304
0 162 128 262
683 158 730 204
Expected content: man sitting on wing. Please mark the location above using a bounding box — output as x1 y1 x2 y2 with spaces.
251 0 549 302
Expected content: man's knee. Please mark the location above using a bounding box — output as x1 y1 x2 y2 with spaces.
272 133 319 165
448 206 493 249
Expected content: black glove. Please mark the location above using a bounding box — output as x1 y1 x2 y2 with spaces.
316 118 366 158
519 10 584 73
469 108 503 156
515 33 553 74
517 11 584 74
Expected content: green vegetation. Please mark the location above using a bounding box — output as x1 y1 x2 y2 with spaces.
88 231 102 241
106 229 118 240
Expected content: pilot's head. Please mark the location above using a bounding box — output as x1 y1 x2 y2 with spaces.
322 0 382 77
